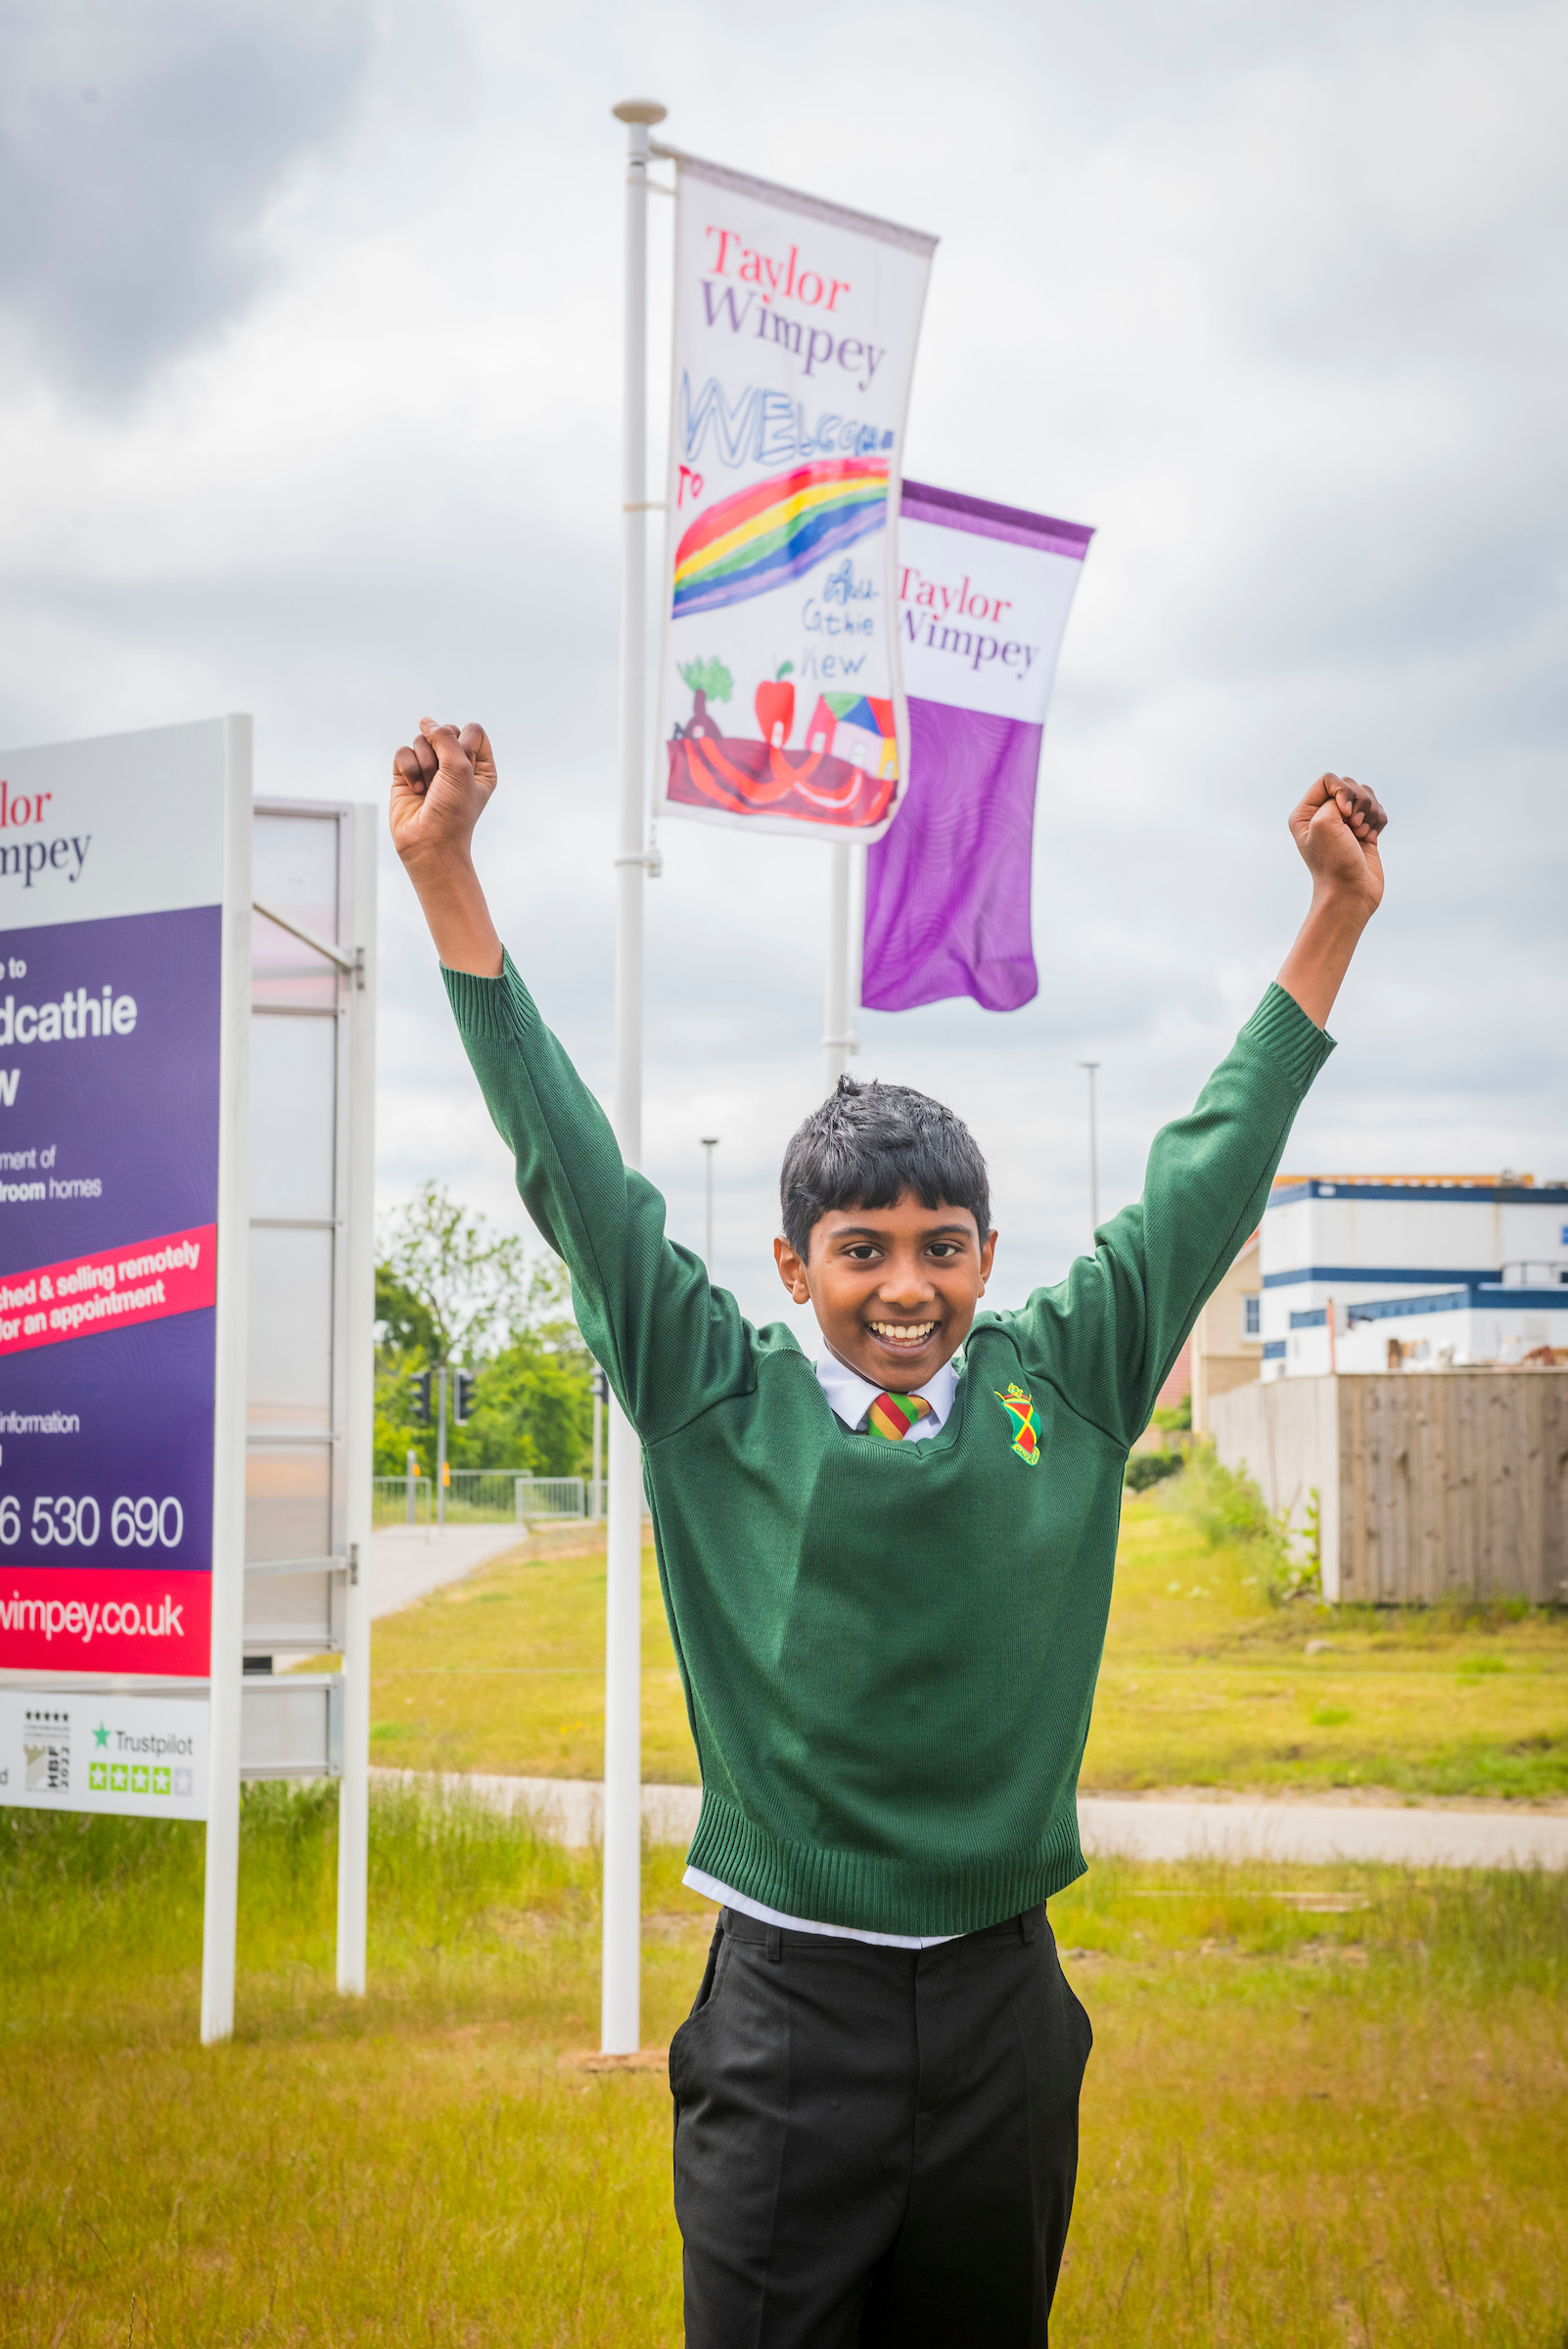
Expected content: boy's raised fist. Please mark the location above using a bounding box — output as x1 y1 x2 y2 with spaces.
391 719 497 876
1289 771 1387 916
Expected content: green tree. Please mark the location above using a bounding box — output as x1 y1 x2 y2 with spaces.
451 1325 592 1477
378 1180 530 1362
373 1184 592 1480
375 1263 437 1359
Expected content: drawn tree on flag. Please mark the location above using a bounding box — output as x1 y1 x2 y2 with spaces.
677 657 732 731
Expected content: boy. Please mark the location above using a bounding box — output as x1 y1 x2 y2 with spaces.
390 720 1386 2349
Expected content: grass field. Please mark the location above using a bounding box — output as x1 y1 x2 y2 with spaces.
3 1786 1565 2349
362 1489 1568 1799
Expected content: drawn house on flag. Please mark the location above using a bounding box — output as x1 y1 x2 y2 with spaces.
806 693 899 779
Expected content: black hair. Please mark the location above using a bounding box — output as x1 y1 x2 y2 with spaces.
779 1075 992 1261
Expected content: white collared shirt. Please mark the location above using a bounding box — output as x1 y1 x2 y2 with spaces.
681 1348 964 1949
813 1348 958 1441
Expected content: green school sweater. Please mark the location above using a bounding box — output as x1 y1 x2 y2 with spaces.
445 960 1332 1935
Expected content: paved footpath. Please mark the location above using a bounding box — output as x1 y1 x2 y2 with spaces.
366 1524 530 1620
372 1769 1568 1871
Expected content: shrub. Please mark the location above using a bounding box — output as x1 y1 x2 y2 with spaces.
1172 1443 1320 1603
1126 1451 1183 1493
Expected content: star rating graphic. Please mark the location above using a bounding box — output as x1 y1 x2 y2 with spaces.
93 1722 109 1748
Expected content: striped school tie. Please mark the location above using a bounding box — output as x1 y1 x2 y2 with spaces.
864 1391 933 1441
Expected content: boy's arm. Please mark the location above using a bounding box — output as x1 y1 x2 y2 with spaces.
391 719 754 1443
1005 772 1386 1448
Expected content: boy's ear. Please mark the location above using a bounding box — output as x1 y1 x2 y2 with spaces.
773 1233 811 1304
979 1228 998 1291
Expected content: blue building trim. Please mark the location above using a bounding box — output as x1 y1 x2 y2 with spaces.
1330 1288 1568 1327
1268 1181 1568 1207
1336 1293 1463 1326
1263 1266 1500 1290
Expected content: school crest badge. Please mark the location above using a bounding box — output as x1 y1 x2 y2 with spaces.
993 1382 1040 1466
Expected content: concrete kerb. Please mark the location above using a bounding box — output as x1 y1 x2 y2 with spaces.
1076 1794 1568 1871
371 1768 702 1848
370 1770 1568 1871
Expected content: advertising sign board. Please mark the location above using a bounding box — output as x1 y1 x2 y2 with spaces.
0 721 243 1682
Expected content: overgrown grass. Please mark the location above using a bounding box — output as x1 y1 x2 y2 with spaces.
1084 1483 1568 1799
3 1789 1566 2348
356 1502 1568 1801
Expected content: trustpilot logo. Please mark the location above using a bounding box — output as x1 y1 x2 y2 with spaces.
84 1719 196 1798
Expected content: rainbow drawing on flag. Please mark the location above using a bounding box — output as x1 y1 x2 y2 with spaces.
671 459 889 619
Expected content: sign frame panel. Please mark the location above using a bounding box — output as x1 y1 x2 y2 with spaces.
0 714 251 2043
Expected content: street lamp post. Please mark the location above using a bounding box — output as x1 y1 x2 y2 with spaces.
436 1362 448 1527
1078 1060 1100 1245
701 1135 718 1273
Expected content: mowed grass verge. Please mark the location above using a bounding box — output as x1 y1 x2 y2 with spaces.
361 1497 1568 1799
2 1786 1565 2349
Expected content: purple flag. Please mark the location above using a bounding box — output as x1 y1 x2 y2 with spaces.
861 481 1092 1012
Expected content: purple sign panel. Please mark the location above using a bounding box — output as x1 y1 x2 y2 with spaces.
0 905 221 1675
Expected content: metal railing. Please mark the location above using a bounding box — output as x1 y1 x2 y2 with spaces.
371 1472 591 1527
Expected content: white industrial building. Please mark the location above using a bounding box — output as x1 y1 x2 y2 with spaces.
1259 1175 1568 1379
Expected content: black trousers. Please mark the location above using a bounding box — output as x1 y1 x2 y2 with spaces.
669 1904 1092 2348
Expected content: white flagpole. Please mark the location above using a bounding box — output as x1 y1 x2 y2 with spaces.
602 95 665 2057
847 843 865 1064
822 842 852 1098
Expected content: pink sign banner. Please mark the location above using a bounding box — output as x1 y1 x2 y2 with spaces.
0 1223 215 1358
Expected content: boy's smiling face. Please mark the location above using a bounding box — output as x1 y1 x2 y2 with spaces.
774 1190 998 1393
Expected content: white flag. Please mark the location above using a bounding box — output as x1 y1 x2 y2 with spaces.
657 156 936 843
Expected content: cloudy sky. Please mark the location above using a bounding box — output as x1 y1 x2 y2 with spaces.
3 0 1564 1335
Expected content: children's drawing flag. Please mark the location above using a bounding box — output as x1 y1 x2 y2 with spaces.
861 482 1093 1012
657 156 936 842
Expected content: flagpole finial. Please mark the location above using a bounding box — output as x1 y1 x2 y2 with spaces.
613 98 668 124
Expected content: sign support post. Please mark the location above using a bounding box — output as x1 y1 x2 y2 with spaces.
602 93 666 2056
336 804 377 1997
200 715 254 2046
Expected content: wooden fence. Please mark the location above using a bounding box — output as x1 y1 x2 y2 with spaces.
1209 1370 1568 1604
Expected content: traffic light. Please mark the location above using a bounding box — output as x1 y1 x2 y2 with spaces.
590 1367 609 1404
452 1368 478 1425
408 1369 432 1425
